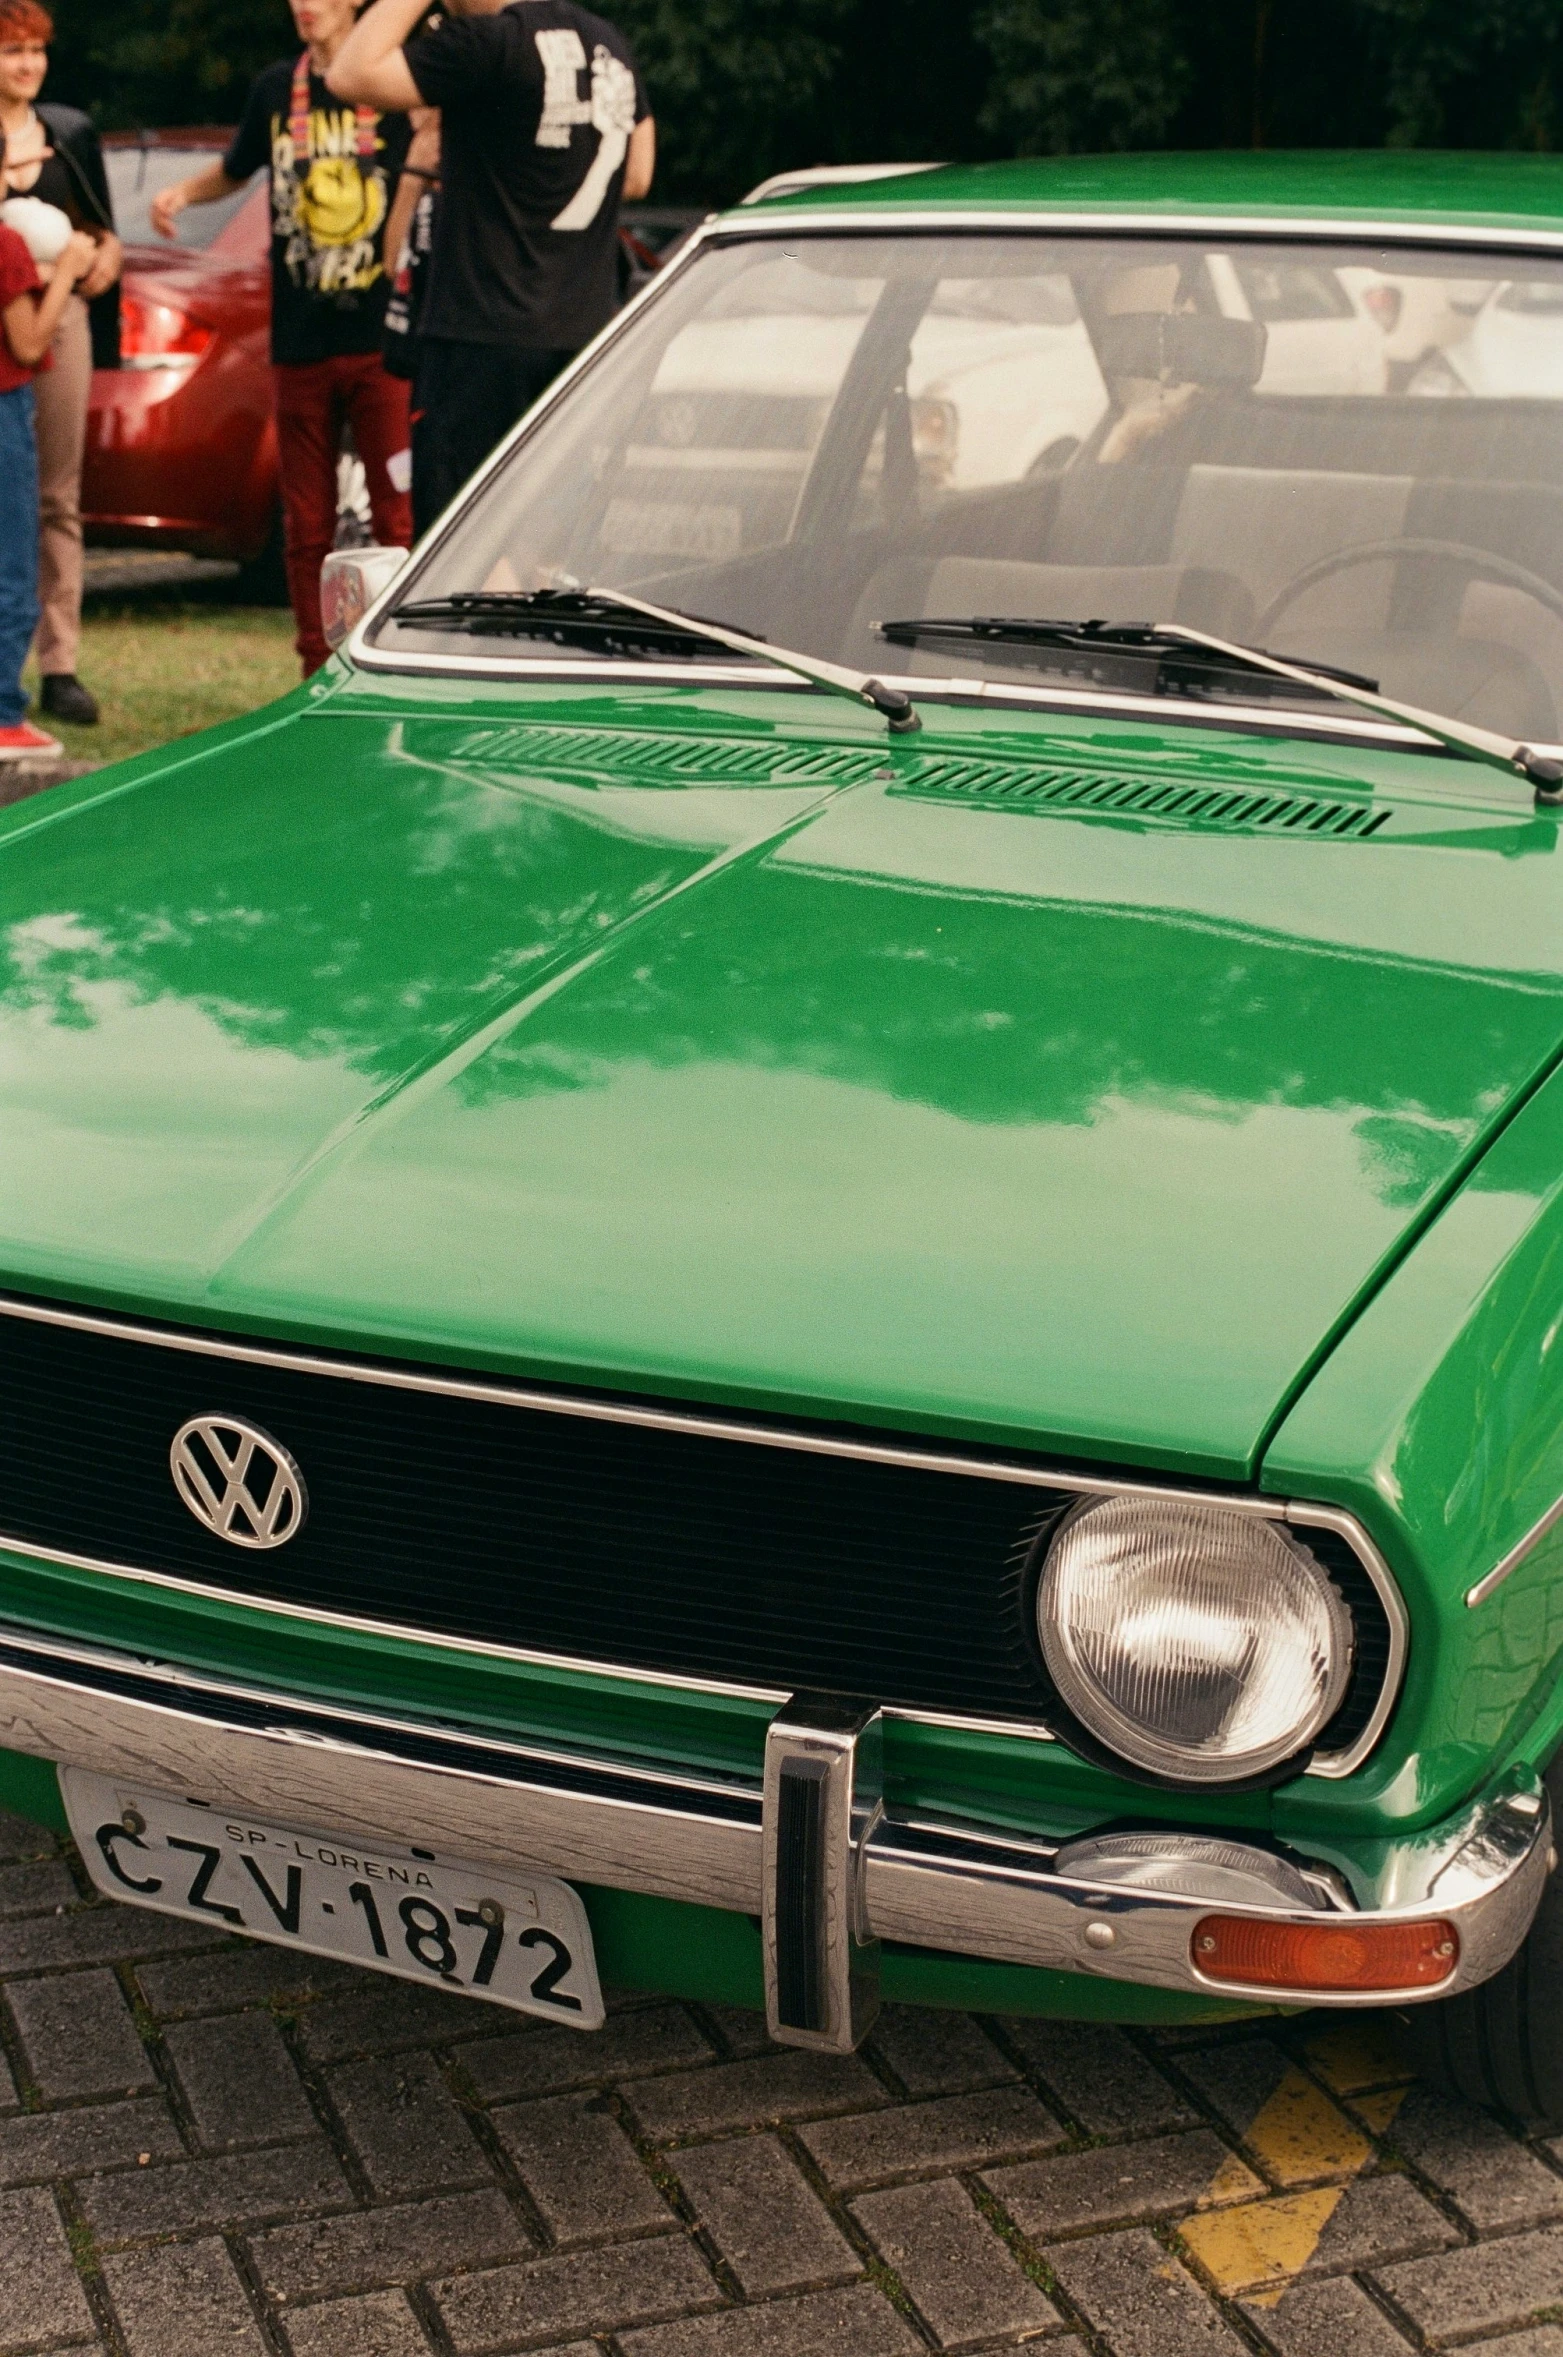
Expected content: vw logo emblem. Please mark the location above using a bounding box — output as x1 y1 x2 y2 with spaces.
170 1416 307 1550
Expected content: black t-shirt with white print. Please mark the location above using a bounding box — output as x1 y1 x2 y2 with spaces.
225 59 411 366
407 0 648 352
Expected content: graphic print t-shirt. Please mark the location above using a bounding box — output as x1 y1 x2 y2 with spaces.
407 0 648 351
225 61 411 365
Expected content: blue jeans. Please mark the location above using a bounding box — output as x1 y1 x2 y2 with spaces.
0 382 39 726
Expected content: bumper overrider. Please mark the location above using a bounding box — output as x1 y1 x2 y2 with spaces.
0 1623 1549 2047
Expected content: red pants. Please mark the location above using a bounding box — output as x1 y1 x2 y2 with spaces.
274 356 413 676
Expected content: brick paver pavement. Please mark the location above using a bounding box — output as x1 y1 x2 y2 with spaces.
1 1805 1559 2356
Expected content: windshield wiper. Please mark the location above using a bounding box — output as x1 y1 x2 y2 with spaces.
395 590 738 655
1156 621 1563 804
877 614 1379 691
877 614 1563 803
394 586 921 735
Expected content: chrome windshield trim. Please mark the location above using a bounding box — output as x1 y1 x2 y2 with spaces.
345 200 1562 775
1467 1489 1563 1608
345 649 797 688
342 637 1443 758
348 203 1563 667
0 1291 1402 1776
720 205 1563 256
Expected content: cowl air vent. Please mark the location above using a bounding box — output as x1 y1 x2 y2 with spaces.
894 757 1391 839
443 724 888 791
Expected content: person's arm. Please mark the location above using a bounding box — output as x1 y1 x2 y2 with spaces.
45 117 122 290
79 230 122 300
151 164 245 243
623 115 655 203
383 111 440 273
382 172 423 285
3 230 96 365
327 0 428 111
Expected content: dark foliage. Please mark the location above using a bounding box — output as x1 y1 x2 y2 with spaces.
37 0 1563 205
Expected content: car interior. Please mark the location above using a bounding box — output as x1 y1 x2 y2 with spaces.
389 236 1563 744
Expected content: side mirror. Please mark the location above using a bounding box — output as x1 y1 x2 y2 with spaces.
321 546 409 652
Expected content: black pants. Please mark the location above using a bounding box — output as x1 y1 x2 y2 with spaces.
411 339 576 540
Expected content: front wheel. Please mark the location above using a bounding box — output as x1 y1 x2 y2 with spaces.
1407 1753 1563 2130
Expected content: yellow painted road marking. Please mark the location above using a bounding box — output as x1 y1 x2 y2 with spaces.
1198 2151 1268 2206
1182 2052 1411 2299
1183 2185 1343 2295
1304 2019 1416 2099
1351 2084 1409 2135
1237 2064 1374 2186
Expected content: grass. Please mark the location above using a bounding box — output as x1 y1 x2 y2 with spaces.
23 593 301 768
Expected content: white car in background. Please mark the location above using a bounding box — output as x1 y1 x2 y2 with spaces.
1407 278 1563 398
609 270 1109 565
1338 265 1495 385
1208 252 1387 393
605 189 1393 572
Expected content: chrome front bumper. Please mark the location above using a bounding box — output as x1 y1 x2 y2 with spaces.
0 1623 1548 2049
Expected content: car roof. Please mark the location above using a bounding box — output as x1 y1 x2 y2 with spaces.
732 150 1563 238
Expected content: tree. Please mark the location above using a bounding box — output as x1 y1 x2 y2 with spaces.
48 0 298 127
1356 0 1563 147
40 0 1563 181
47 0 991 200
609 0 854 202
975 0 1191 155
973 0 1563 154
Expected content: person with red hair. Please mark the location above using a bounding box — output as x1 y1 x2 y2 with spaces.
0 0 121 728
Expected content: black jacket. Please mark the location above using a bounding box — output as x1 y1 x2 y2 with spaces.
35 102 120 369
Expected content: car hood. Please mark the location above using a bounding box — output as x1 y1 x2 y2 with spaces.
4 701 1563 1480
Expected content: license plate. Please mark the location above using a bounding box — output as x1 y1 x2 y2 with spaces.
61 1770 604 2028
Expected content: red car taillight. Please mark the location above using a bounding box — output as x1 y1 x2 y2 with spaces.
119 288 216 371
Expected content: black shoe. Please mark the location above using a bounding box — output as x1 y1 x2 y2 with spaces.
40 674 99 726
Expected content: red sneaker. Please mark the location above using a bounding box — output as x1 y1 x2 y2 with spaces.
0 722 63 761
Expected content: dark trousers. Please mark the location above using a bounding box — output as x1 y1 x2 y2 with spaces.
411 340 575 540
274 355 413 675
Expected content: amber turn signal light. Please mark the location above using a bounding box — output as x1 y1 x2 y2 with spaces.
1191 1914 1460 1992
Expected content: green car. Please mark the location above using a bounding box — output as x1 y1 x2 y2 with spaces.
9 150 1563 2122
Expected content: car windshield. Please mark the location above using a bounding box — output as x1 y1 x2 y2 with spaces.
107 147 253 249
379 230 1563 744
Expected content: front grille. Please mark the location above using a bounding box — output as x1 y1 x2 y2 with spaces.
0 1299 1392 1754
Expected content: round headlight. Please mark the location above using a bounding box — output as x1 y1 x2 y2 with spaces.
1036 1496 1353 1783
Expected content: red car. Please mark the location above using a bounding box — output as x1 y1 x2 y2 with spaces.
86 131 279 579
85 131 702 580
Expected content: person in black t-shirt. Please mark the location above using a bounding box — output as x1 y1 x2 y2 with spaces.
153 0 414 674
330 0 654 526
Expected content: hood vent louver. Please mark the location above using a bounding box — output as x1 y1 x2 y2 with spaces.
894 758 1390 838
445 725 888 790
441 727 1389 837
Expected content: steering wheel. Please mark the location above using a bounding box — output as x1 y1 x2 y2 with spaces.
1257 536 1563 640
